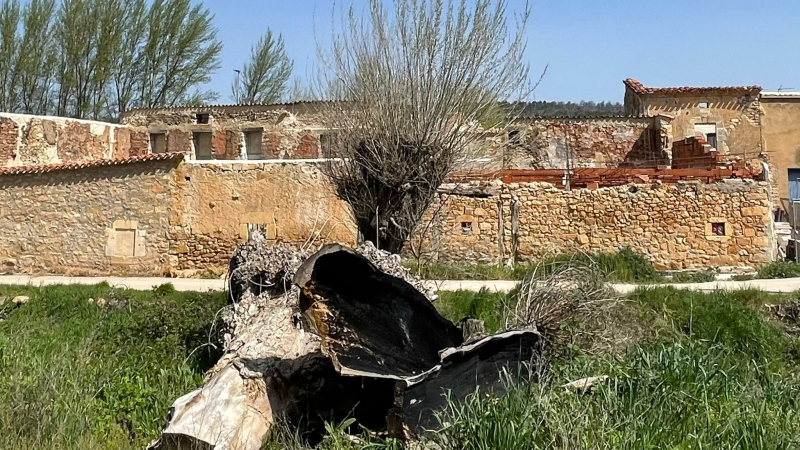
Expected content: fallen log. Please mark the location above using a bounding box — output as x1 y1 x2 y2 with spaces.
150 239 542 449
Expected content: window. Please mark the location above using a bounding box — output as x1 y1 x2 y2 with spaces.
196 113 209 124
699 102 709 108
319 132 336 157
193 132 212 160
508 130 522 145
461 221 473 235
106 220 145 259
711 222 726 236
246 223 266 240
150 133 166 154
706 133 718 149
244 129 263 160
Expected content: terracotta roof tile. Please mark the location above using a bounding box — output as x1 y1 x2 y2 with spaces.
0 152 184 176
624 78 761 96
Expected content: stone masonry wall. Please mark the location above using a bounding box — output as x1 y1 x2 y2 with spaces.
0 112 148 167
417 179 774 270
504 117 667 170
0 160 177 275
167 162 357 272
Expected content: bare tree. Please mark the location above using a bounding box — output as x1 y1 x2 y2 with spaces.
231 29 293 104
316 0 531 253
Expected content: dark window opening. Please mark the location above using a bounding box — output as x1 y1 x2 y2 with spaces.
244 129 263 160
711 222 726 236
699 102 709 108
149 133 166 154
193 132 212 160
461 221 473 235
196 113 209 124
706 133 718 149
508 130 522 145
319 132 337 157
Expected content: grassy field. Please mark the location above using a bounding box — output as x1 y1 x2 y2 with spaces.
2 282 800 449
0 283 227 450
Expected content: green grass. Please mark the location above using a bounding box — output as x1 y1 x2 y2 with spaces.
4 282 800 449
430 287 800 449
0 283 227 450
407 247 663 283
670 269 717 283
754 261 800 279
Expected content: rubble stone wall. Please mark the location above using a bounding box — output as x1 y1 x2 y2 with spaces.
505 117 667 169
0 112 147 167
416 179 774 270
0 160 177 275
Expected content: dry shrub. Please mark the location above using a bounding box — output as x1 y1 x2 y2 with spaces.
503 255 617 339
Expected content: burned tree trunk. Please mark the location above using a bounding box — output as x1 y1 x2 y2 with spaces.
150 239 542 449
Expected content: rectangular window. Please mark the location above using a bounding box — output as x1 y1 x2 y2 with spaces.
247 223 266 240
699 102 709 108
706 133 718 149
319 132 336 157
711 222 726 236
150 133 166 154
193 132 212 160
244 129 263 160
461 221 473 235
196 112 209 124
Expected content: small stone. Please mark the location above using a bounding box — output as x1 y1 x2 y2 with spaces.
88 298 95 304
96 298 106 308
12 295 29 305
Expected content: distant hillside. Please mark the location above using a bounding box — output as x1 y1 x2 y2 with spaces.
507 101 625 118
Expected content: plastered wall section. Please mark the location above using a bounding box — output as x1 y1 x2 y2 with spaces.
0 113 149 167
0 160 176 275
415 179 774 270
168 162 357 270
759 99 800 201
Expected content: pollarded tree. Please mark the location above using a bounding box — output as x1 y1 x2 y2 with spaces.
232 29 293 104
317 0 531 253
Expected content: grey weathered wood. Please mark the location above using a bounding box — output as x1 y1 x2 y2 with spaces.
437 183 500 197
497 200 505 266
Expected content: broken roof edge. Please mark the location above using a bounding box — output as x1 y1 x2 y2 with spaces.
624 78 761 96
0 152 185 176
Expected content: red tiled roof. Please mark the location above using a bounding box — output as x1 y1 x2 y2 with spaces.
624 78 761 96
0 152 184 176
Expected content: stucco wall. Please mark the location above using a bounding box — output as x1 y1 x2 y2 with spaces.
416 179 774 270
0 113 148 167
636 93 763 162
0 160 177 275
760 99 800 201
168 162 357 271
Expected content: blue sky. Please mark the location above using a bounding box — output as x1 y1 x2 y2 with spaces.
207 0 800 102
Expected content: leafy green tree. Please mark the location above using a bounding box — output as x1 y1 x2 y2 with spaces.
0 0 20 112
232 30 293 104
16 0 57 115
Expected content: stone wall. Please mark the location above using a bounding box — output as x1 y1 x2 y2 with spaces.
416 178 774 270
0 159 357 276
0 112 148 167
167 161 357 271
504 117 667 169
0 159 178 275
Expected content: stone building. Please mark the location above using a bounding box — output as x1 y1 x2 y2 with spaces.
0 90 784 275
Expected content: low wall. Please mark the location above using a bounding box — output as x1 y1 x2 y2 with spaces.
417 178 775 270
